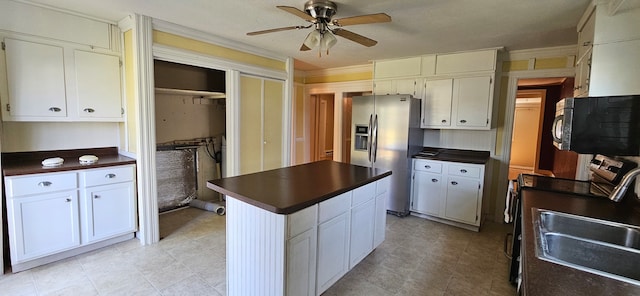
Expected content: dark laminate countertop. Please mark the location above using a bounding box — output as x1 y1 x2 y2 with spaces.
521 188 640 295
412 147 490 164
2 147 136 176
206 160 392 214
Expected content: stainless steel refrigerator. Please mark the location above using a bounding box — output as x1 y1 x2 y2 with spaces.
350 94 423 216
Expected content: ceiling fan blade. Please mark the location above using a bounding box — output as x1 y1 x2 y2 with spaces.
300 43 312 51
332 13 391 27
247 26 300 36
333 29 378 47
277 6 316 22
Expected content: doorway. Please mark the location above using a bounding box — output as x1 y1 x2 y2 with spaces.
310 94 335 161
507 77 578 180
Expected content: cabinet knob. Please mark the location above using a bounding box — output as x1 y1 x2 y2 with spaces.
441 119 447 123
65 198 71 202
83 108 95 113
451 181 458 185
431 178 438 182
459 119 467 124
425 165 431 169
105 173 116 179
38 181 52 187
94 195 100 199
583 41 591 46
574 86 582 90
460 169 468 173
48 107 61 112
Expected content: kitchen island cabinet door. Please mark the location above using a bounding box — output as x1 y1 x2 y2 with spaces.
286 228 317 296
81 182 136 244
7 190 80 263
411 171 444 216
349 198 375 269
316 211 350 295
443 177 480 225
373 190 387 248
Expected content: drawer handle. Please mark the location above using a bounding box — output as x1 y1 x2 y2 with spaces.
451 181 458 186
424 165 431 169
460 119 467 123
105 173 117 179
48 107 61 112
94 195 100 199
83 108 95 113
65 198 71 202
460 169 468 173
441 119 447 123
38 181 52 187
431 179 438 183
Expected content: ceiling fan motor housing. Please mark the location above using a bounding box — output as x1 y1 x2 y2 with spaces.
305 0 337 21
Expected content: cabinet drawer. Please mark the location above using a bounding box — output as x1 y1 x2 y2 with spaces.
81 165 134 187
352 182 376 206
448 164 481 178
319 192 352 223
288 204 318 239
6 172 77 197
376 177 390 195
413 160 442 173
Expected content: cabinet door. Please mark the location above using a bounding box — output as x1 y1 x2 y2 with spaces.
349 198 375 269
373 80 394 95
373 192 387 249
574 55 591 98
395 79 417 97
453 76 492 128
286 228 316 296
4 38 67 118
422 79 453 128
75 50 123 119
444 177 480 225
411 171 444 216
82 182 136 243
317 211 350 295
7 191 80 262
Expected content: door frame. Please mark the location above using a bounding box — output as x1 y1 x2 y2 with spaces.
510 89 547 175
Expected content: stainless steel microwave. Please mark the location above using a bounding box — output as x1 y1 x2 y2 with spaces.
552 95 640 155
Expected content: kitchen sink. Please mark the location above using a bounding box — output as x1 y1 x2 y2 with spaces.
533 209 640 285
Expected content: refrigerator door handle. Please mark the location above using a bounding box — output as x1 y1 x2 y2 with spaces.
372 114 379 163
367 114 373 162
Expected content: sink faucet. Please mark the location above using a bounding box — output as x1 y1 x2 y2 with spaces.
609 167 640 202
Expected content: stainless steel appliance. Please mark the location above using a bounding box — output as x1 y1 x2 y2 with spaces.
350 94 423 216
552 95 640 155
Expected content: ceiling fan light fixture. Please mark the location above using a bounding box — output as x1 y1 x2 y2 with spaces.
321 32 337 55
303 29 322 48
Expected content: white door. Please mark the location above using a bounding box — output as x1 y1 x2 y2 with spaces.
411 171 443 216
444 177 480 225
82 182 136 243
286 228 316 296
422 79 453 127
373 80 394 95
75 50 123 119
453 76 492 128
4 38 67 118
8 191 80 262
316 212 350 295
349 198 375 269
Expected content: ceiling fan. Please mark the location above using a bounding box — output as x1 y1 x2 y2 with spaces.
247 0 391 56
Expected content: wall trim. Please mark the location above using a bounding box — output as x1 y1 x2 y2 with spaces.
505 45 577 61
151 19 287 64
304 64 373 78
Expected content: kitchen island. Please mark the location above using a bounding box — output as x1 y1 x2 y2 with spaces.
206 160 391 296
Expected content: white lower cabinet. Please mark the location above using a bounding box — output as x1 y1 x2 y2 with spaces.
4 164 137 271
349 199 375 269
287 228 317 296
410 159 485 231
316 211 350 294
7 190 80 262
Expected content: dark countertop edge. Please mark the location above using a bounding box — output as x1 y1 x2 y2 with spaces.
2 147 136 176
413 147 490 164
520 189 640 295
206 162 392 215
208 172 391 214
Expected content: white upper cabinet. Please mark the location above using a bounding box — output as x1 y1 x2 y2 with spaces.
435 50 497 75
374 78 421 98
4 38 67 118
374 57 422 79
75 50 123 119
453 75 493 128
422 79 453 127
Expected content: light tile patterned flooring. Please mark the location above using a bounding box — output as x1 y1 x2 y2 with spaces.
0 207 516 295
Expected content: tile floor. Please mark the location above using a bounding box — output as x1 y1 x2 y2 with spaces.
0 207 516 296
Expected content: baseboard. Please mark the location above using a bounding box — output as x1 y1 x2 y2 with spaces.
410 212 480 232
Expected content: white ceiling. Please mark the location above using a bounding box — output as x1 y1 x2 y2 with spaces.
23 0 591 71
